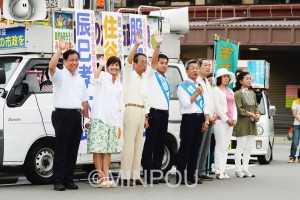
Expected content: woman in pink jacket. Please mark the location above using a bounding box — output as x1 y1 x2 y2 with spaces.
212 68 237 180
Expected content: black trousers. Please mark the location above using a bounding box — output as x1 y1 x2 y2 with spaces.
206 132 215 173
52 109 82 184
176 113 204 181
142 108 169 179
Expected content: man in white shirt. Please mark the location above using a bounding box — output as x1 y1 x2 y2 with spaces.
49 36 89 191
120 31 149 186
196 59 215 181
142 34 169 184
176 59 209 185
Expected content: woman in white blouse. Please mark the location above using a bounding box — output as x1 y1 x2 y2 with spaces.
212 68 237 180
87 56 122 188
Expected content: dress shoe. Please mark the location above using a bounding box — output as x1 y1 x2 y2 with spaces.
158 179 168 184
134 179 144 186
53 182 66 191
189 179 203 184
64 182 78 190
199 175 213 181
146 179 159 184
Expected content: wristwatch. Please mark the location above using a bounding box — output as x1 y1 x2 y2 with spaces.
205 121 209 125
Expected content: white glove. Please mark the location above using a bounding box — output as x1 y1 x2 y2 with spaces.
83 117 91 131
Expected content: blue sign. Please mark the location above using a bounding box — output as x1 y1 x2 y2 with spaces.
247 60 265 88
0 27 26 49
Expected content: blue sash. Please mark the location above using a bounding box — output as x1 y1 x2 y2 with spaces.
178 80 204 112
154 71 170 108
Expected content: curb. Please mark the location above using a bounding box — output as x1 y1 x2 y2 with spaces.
274 137 291 144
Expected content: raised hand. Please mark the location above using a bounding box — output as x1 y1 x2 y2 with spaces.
135 30 143 45
154 32 163 47
58 35 66 51
98 56 107 69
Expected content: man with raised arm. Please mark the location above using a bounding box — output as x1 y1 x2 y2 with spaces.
120 30 149 186
142 33 170 184
49 36 90 191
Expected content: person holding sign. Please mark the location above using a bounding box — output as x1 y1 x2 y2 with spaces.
212 68 237 180
87 56 122 188
141 33 170 184
233 71 260 178
176 59 209 185
49 36 90 191
120 30 149 186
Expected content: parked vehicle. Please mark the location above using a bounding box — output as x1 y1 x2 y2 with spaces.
228 89 276 164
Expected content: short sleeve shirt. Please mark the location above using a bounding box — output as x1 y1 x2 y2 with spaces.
50 67 89 109
292 100 300 125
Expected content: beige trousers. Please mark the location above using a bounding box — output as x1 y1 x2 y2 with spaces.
120 106 145 180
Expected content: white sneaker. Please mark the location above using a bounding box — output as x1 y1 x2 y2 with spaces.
242 171 255 178
235 171 246 178
223 173 231 179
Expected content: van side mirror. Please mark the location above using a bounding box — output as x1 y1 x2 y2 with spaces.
269 105 276 117
0 69 6 84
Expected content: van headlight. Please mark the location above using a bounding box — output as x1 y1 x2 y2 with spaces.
257 125 264 135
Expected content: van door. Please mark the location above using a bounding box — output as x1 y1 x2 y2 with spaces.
3 59 47 163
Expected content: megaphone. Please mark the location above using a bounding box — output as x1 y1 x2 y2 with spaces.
3 0 47 21
149 7 189 33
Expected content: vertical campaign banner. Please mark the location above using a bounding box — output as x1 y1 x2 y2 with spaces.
52 11 74 52
75 10 97 153
214 35 239 88
122 14 131 56
102 12 123 62
147 17 159 57
247 60 265 89
129 14 148 57
95 11 103 54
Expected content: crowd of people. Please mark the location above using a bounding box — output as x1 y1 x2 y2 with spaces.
49 32 261 191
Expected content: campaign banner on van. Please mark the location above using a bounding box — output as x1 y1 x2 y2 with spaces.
0 27 25 49
95 11 103 54
147 17 159 57
52 11 74 52
75 10 97 153
129 14 148 57
214 36 239 88
247 60 266 89
102 12 123 62
122 15 130 56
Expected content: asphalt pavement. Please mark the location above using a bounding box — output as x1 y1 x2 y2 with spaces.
0 135 299 200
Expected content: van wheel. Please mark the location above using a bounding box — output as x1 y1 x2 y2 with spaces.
23 142 54 184
161 141 175 174
257 143 273 165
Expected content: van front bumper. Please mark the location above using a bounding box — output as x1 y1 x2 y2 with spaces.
228 136 270 156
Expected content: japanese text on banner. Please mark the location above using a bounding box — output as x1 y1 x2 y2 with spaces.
102 12 123 61
75 10 97 89
129 14 148 57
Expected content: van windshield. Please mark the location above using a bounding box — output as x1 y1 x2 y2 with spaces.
0 57 22 88
256 93 266 115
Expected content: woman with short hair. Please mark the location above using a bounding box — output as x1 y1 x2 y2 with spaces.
87 56 122 188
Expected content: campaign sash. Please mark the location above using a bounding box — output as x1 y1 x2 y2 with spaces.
155 71 170 108
178 80 204 112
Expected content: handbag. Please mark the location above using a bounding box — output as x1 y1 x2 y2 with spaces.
287 125 293 141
